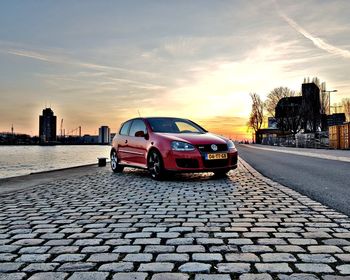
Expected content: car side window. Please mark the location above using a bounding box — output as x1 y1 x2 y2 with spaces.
119 121 132 135
129 119 147 137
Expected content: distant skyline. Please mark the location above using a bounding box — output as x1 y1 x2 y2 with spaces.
1 1 350 139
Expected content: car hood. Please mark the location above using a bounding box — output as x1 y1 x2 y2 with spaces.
154 132 228 145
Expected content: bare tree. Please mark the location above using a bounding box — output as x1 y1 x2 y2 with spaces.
342 98 350 121
247 92 264 133
319 81 329 115
285 105 303 135
265 87 298 116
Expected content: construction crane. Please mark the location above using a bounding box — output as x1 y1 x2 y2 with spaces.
60 119 64 137
66 126 82 137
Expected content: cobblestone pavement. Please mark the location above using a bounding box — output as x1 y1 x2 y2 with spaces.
0 159 349 280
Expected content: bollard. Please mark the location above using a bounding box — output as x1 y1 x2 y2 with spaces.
97 157 107 167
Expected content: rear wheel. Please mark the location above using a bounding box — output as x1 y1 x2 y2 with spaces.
148 150 165 180
111 150 124 173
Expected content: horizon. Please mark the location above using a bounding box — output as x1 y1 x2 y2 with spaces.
1 108 250 140
1 1 350 140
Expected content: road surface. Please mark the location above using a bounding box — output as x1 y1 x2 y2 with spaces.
237 144 350 216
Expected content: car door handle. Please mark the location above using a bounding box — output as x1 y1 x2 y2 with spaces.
125 140 128 144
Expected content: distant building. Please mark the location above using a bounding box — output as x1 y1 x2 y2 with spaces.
275 96 303 119
39 108 57 142
83 134 99 144
255 128 282 145
273 82 326 134
0 132 34 145
302 82 322 132
110 133 116 144
327 113 346 126
275 96 303 134
98 126 110 144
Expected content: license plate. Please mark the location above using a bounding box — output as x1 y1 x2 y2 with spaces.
205 153 228 160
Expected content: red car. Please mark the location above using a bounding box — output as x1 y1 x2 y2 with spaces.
110 117 238 180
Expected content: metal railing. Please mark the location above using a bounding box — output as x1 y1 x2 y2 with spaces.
261 132 329 149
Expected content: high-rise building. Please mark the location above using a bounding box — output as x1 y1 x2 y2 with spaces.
302 82 321 132
98 126 110 144
39 108 57 142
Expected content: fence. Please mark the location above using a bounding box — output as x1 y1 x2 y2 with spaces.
261 132 329 149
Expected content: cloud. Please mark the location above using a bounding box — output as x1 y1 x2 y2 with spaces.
276 4 350 59
3 46 157 77
7 49 52 62
2 45 168 92
109 77 166 90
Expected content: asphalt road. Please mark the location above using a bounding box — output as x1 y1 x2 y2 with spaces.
237 144 350 216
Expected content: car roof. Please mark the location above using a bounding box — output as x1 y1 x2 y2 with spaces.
144 117 188 120
123 117 190 122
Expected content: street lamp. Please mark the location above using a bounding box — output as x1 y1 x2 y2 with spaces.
322 89 337 115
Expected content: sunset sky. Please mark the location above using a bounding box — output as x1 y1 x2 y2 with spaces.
1 1 350 140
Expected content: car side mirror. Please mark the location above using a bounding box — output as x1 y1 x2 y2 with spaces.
135 130 146 138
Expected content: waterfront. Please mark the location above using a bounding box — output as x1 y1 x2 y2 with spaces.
0 145 110 179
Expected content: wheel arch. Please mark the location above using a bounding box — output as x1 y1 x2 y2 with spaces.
110 147 117 156
147 146 166 180
147 146 162 161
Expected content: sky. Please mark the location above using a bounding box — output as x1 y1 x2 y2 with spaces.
0 0 350 140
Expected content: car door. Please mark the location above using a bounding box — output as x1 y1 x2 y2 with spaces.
117 120 133 164
127 119 148 166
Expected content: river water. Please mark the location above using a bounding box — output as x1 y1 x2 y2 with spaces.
0 145 110 179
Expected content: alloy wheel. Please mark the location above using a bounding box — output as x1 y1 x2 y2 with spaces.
111 151 118 170
110 151 124 173
147 151 165 180
148 151 162 178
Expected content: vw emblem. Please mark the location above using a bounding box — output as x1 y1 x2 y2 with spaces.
211 144 218 151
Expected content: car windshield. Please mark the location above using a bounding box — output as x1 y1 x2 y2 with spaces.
147 118 206 134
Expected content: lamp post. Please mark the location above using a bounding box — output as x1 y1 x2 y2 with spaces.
322 89 337 115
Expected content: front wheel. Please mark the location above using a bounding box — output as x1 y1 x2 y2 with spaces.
147 150 165 180
111 150 124 173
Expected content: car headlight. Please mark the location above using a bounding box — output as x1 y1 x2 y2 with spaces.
227 140 236 149
171 141 195 151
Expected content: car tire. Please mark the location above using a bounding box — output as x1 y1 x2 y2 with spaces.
147 149 165 180
213 169 229 178
110 150 124 173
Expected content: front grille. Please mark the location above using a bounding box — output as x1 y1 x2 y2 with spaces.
176 158 199 168
197 144 228 152
203 159 229 168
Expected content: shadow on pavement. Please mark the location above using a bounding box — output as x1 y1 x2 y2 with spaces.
109 167 236 183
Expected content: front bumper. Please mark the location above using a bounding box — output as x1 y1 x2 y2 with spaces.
162 149 238 172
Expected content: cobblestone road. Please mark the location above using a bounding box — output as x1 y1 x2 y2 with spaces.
0 159 349 280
